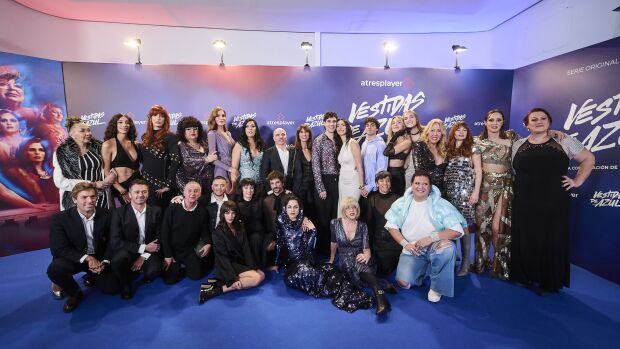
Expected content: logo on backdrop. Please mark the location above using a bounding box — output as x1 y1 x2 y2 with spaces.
231 112 256 128
348 91 426 123
80 112 105 126
563 92 620 154
305 114 324 129
444 114 467 129
266 112 295 126
590 190 620 208
566 58 619 76
169 112 183 126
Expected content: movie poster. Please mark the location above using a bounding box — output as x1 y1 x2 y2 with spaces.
0 51 67 256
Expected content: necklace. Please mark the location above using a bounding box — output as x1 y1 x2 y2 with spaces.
410 130 420 136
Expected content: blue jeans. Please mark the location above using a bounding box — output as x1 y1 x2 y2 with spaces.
395 240 456 297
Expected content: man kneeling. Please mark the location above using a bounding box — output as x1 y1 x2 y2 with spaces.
47 182 119 313
385 170 466 303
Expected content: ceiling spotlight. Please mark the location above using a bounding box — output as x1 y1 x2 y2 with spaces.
451 44 468 70
124 38 142 65
213 40 227 67
383 41 397 70
301 42 313 71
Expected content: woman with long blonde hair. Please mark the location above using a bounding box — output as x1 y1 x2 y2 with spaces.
382 115 411 196
410 118 447 194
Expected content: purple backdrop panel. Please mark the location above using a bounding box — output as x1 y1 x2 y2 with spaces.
0 51 67 256
511 36 620 284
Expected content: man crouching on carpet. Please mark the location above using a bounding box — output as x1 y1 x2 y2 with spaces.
47 182 120 313
385 170 466 303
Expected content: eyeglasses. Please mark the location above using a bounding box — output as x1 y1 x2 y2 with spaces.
185 127 199 132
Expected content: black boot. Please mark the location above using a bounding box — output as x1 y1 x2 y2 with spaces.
374 287 391 315
198 284 223 304
457 233 471 277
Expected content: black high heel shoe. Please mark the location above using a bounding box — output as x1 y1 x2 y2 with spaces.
198 284 223 304
374 288 391 316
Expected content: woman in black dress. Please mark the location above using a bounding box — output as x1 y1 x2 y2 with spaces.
291 124 315 220
200 200 265 303
510 108 594 294
140 105 180 208
236 178 274 268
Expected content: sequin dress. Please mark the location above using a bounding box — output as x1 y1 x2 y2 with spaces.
275 209 374 312
444 156 475 223
330 218 376 287
176 142 214 195
238 146 263 182
410 141 447 195
471 131 518 279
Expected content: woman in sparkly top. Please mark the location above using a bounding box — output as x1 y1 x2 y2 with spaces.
403 109 424 185
444 121 482 276
410 118 447 195
510 108 594 294
175 116 217 195
207 106 236 183
275 194 374 312
231 118 266 192
140 105 180 209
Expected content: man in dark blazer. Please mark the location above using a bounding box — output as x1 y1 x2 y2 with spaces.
47 182 119 313
259 127 301 191
110 179 163 299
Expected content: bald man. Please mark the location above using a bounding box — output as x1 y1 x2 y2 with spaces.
259 127 300 192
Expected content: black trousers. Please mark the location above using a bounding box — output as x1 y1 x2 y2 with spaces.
248 231 275 268
162 250 213 284
388 166 406 197
372 240 402 276
110 249 162 287
314 174 339 255
47 257 120 296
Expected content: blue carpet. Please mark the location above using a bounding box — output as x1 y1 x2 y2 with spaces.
1 249 619 349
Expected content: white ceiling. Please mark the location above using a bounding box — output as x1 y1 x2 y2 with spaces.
14 0 542 33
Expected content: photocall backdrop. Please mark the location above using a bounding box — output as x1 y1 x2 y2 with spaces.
1 36 618 285
511 36 620 284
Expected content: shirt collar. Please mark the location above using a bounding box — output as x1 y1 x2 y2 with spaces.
77 210 96 222
132 204 147 216
210 193 228 204
182 200 198 211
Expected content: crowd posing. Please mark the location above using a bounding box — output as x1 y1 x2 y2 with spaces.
45 105 595 315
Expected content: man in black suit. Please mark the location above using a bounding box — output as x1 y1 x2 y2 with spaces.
161 181 212 284
47 182 119 313
110 179 163 299
259 127 301 191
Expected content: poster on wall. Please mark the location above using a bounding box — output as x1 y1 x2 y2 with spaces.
62 64 514 145
511 36 620 284
0 51 67 256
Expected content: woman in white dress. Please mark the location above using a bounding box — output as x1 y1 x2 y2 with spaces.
335 119 365 217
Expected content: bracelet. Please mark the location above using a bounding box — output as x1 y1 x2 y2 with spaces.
430 232 440 243
399 239 409 247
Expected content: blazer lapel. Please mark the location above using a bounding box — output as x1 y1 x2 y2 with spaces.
70 208 87 252
127 205 140 244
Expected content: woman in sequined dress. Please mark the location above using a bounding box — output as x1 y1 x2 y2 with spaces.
175 116 217 195
510 108 594 294
410 119 447 195
329 197 392 315
140 105 180 209
275 194 374 312
231 118 266 193
444 122 482 276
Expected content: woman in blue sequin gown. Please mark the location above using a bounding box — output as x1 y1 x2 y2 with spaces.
275 194 374 312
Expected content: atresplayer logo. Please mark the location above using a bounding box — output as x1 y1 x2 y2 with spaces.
266 112 295 126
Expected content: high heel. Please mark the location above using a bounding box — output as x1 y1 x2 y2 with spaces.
198 284 223 304
374 287 391 315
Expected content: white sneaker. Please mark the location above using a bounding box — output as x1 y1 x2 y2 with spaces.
427 288 442 303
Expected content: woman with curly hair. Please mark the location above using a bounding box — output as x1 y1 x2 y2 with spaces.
230 118 266 191
176 116 217 195
140 105 180 208
444 121 482 276
207 106 235 182
101 113 141 204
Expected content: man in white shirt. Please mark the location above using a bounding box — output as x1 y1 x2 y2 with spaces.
259 128 300 191
110 179 163 299
47 182 119 313
385 170 466 303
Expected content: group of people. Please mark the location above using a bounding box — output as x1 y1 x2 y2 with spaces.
45 104 595 315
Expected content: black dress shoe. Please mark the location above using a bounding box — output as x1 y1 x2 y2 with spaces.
63 290 84 313
82 274 95 288
120 286 133 300
198 284 222 304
